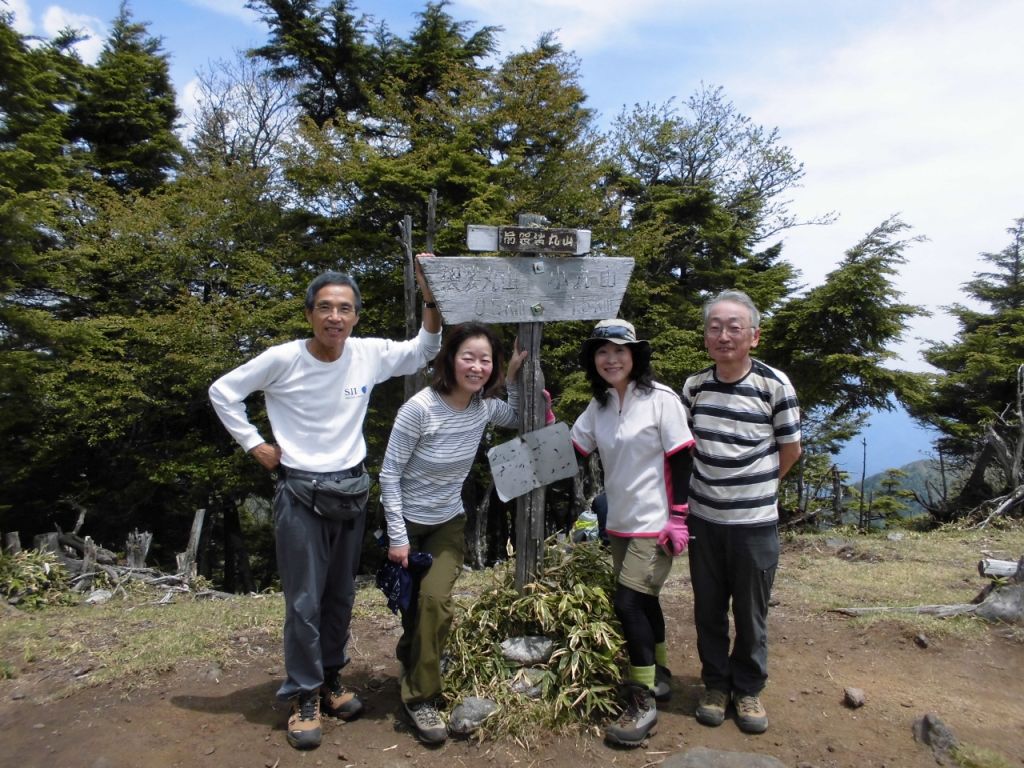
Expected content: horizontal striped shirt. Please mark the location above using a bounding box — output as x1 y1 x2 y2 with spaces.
380 385 519 546
681 360 800 525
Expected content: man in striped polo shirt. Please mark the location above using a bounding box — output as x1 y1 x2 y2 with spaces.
681 289 802 735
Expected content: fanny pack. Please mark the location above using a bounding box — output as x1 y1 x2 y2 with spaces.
282 467 370 522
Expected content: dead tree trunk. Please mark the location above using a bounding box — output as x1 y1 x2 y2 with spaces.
77 536 97 591
176 509 206 580
978 557 1024 579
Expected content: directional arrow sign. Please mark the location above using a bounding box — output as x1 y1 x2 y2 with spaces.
418 256 635 324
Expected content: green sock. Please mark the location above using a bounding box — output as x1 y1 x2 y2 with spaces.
655 642 668 668
629 664 656 691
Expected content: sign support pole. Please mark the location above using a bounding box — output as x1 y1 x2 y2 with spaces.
514 216 548 589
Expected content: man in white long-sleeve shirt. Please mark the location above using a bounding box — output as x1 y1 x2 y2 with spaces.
209 259 441 750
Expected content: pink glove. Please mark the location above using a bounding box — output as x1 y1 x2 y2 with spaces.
542 389 556 425
658 505 689 556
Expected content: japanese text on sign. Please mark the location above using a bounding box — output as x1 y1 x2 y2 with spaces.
498 226 577 254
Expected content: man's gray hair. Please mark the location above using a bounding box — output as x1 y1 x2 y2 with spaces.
305 271 362 312
703 289 761 329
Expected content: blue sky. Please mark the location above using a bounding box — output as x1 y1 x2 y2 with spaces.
10 0 1022 473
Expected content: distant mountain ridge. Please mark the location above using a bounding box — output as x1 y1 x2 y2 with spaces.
856 458 958 516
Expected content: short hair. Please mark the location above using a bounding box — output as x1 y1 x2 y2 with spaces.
703 289 761 329
431 323 507 398
305 271 362 313
581 340 654 408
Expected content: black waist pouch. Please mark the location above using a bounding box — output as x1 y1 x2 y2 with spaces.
283 468 370 521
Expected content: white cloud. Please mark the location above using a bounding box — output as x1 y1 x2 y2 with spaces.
454 0 687 54
40 6 106 62
730 1 1024 369
7 0 33 33
182 0 259 25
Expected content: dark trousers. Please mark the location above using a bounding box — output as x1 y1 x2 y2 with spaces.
273 467 366 701
687 515 779 696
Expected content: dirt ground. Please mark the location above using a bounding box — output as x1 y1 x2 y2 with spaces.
3 555 1024 768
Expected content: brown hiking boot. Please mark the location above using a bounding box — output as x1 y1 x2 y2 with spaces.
733 692 768 733
286 690 322 749
695 687 729 727
604 681 657 747
321 671 363 720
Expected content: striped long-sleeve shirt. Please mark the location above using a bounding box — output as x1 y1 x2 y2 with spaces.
681 360 801 525
380 385 519 547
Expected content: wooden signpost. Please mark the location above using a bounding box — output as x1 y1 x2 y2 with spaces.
419 214 634 590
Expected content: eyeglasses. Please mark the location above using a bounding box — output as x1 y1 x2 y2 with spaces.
313 302 356 317
705 324 751 338
592 324 635 341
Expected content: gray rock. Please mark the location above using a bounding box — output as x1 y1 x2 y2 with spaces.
975 582 1024 624
448 696 498 737
509 667 546 699
663 747 788 768
85 589 113 605
912 713 959 765
500 635 555 665
843 687 866 708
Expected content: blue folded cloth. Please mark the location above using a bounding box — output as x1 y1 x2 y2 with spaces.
375 551 433 615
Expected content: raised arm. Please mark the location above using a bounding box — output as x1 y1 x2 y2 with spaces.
415 253 441 334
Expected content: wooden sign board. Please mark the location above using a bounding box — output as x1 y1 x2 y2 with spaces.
419 256 634 324
487 422 577 502
467 225 592 255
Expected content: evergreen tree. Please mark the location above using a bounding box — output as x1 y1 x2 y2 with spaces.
907 217 1024 508
70 2 181 194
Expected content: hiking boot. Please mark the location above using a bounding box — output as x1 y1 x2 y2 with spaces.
653 664 672 702
733 692 769 733
404 700 447 744
286 690 322 750
321 671 364 720
604 682 657 747
695 687 729 727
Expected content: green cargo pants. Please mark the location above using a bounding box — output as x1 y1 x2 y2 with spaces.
397 514 466 704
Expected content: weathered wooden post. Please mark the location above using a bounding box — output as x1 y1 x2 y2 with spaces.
419 217 633 590
3 531 20 555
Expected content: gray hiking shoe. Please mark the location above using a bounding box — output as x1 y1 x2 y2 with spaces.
733 692 769 733
286 690 322 750
653 664 672 702
405 700 447 744
695 687 729 727
604 682 657 747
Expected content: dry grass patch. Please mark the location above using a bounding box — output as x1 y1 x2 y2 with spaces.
776 525 1024 638
0 592 283 697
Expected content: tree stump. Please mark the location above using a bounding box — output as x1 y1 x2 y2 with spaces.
126 530 153 569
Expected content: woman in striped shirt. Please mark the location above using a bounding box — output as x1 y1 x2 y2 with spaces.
380 322 526 744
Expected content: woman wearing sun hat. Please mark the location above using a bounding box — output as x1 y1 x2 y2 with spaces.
570 318 695 747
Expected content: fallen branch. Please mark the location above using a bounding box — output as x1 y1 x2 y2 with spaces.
972 484 1024 529
831 603 978 618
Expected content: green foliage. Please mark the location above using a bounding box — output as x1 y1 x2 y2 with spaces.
69 5 182 193
952 744 1014 768
909 219 1024 470
0 550 77 610
445 540 624 737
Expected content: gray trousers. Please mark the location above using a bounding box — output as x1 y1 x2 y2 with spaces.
687 515 779 697
273 467 366 701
